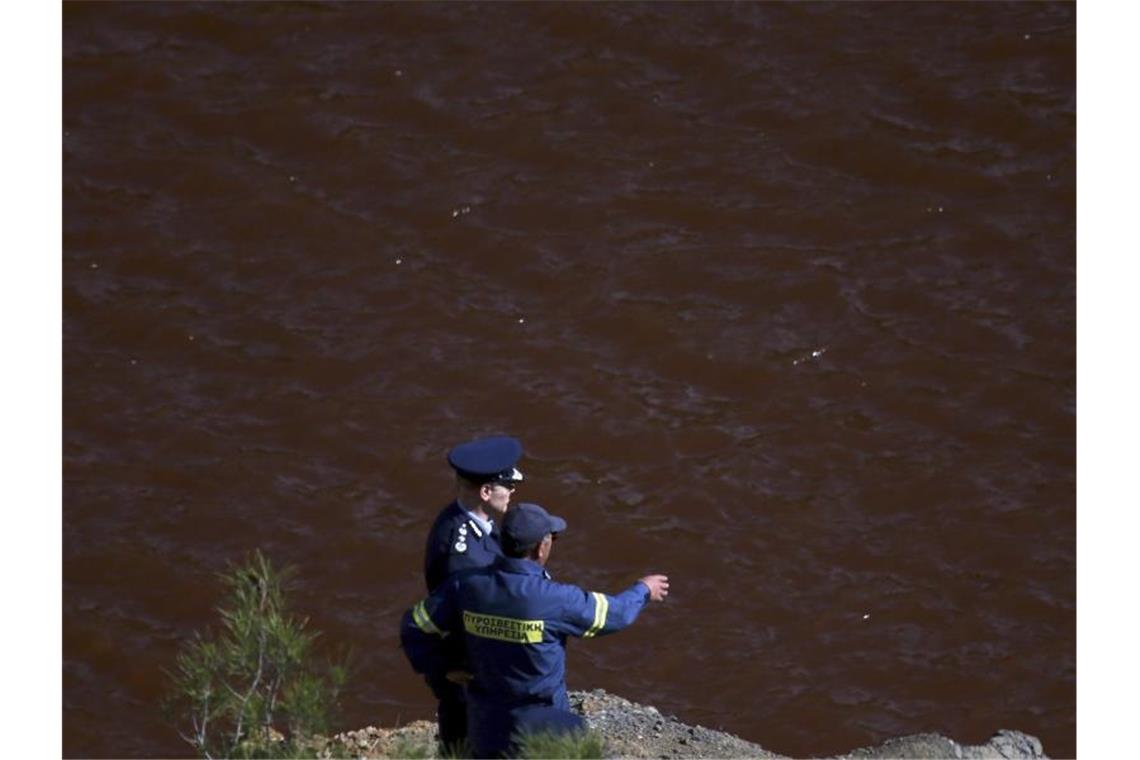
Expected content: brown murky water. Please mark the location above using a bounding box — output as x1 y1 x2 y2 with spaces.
63 3 1075 757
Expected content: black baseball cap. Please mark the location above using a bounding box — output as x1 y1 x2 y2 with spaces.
501 503 567 554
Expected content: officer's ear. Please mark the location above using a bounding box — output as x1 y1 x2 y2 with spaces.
479 482 495 501
535 533 553 564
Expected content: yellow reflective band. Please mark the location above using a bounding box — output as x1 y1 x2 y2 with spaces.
413 600 442 636
463 610 544 644
584 592 608 638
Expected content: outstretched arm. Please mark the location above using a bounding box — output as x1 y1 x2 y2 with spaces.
560 573 669 639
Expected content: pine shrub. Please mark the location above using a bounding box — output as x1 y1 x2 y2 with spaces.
165 550 348 759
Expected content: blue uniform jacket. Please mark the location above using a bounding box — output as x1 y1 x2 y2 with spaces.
424 501 504 593
401 556 651 710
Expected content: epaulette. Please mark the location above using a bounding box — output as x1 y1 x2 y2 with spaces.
448 517 487 555
448 519 470 554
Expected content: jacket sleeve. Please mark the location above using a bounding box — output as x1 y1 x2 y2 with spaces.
399 578 463 679
558 580 650 639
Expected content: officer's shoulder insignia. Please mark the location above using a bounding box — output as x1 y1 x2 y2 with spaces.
467 519 484 538
454 541 467 553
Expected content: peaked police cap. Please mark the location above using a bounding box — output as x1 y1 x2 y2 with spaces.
447 435 524 484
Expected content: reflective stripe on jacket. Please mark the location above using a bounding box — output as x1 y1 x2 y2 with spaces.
401 555 650 707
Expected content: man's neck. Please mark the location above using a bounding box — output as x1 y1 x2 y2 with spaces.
456 497 492 523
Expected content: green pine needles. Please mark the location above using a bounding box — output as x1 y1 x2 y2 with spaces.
166 551 349 759
417 730 604 760
512 729 606 760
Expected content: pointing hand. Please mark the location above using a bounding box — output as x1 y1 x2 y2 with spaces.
640 574 670 602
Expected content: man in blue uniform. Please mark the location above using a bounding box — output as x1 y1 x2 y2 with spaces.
402 502 670 758
421 435 525 750
424 435 524 594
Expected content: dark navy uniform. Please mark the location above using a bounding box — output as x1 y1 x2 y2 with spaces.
424 501 504 594
420 435 524 750
401 555 652 758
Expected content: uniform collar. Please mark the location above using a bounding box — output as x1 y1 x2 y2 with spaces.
455 499 494 536
494 555 546 576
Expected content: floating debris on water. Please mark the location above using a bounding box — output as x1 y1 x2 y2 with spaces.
792 347 828 366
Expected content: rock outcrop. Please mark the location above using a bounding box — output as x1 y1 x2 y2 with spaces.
331 688 1048 759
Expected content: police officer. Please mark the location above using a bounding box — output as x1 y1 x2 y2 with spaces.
421 435 525 751
425 435 524 593
402 502 670 758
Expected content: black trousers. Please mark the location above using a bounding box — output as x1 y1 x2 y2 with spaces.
428 675 467 749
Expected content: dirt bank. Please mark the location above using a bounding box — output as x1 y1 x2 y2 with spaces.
330 689 1048 759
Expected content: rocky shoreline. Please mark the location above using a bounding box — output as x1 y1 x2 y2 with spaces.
331 689 1049 759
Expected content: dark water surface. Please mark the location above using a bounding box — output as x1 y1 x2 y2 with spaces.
63 3 1075 757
